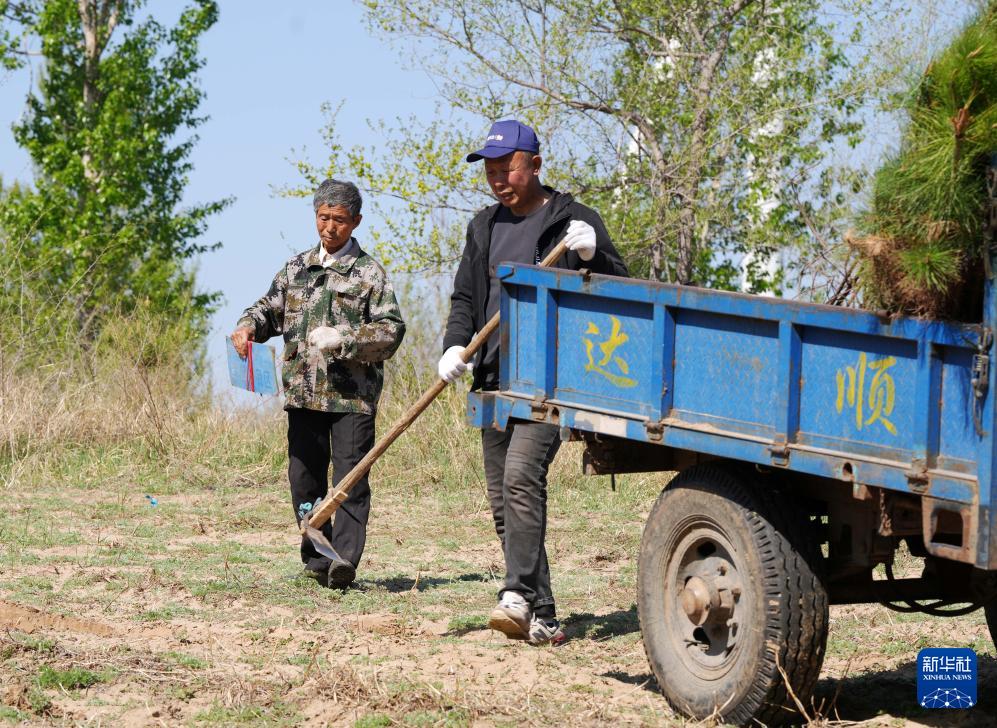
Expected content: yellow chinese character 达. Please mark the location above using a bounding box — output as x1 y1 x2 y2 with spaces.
834 352 897 435
583 316 637 388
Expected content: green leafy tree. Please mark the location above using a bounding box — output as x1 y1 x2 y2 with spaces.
0 0 226 336
0 1 33 69
291 0 907 293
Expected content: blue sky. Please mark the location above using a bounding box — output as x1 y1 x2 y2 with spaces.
0 0 439 404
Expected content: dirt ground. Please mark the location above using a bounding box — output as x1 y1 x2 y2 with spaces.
1 460 995 727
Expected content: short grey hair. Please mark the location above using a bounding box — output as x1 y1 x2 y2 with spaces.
313 178 362 216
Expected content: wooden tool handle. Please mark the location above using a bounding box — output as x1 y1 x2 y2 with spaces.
304 239 569 531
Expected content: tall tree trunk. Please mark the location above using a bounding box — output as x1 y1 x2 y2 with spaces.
76 0 120 186
671 1 751 285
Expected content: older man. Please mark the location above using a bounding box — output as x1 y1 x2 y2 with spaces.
438 120 628 644
232 179 405 588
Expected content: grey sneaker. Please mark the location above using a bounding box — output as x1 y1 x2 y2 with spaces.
488 591 532 639
528 616 566 646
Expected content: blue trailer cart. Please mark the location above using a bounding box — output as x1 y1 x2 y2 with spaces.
467 252 997 724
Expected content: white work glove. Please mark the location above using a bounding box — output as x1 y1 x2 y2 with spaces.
307 326 344 354
438 345 473 383
563 219 597 262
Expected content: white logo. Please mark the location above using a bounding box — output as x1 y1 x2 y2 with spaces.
487 134 504 141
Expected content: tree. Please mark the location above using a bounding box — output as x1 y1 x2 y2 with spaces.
0 1 33 69
0 0 226 336
292 0 908 293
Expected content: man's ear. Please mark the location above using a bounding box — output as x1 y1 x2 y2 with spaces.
531 155 543 176
352 213 363 229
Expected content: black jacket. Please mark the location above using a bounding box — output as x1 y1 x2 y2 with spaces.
443 188 629 390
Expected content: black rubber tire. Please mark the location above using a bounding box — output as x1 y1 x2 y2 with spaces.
637 464 828 726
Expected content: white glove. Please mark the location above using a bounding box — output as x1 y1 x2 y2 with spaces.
438 345 473 383
307 326 344 354
563 219 597 262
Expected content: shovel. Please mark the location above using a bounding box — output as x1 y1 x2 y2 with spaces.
300 239 570 563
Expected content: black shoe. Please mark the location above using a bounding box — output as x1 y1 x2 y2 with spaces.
301 566 330 588
328 559 356 588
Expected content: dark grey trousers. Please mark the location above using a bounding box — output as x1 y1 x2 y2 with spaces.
481 420 561 619
287 408 375 572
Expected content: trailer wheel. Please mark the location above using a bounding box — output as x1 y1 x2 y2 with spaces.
638 464 828 726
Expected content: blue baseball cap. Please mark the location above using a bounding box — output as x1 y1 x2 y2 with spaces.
466 119 540 162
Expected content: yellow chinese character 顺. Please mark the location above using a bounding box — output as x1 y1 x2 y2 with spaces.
835 352 897 435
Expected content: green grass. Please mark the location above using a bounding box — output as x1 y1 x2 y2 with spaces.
12 635 56 654
354 716 392 728
193 701 300 726
402 710 470 727
0 706 28 723
446 613 487 632
26 687 52 716
163 651 209 670
36 665 109 690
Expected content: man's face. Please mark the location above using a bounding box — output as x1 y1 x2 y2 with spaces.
484 151 542 210
315 204 361 253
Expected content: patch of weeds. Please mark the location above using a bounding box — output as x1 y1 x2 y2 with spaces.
285 652 327 668
826 630 871 658
193 700 299 725
37 665 108 690
21 635 56 653
971 635 996 656
6 551 42 567
136 603 194 622
26 686 52 715
569 683 596 694
130 523 161 539
15 575 54 593
1 633 57 660
163 651 209 670
167 685 198 702
354 715 392 728
447 613 487 632
0 706 28 723
185 578 244 600
403 710 469 727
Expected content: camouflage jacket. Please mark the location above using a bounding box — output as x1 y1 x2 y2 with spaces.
237 241 405 414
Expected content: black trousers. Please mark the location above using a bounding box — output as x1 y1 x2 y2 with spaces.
481 420 561 619
287 408 376 572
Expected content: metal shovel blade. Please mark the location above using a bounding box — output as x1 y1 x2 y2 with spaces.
303 522 346 564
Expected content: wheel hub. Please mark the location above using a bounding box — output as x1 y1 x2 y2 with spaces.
679 576 712 624
679 574 735 626
663 525 748 676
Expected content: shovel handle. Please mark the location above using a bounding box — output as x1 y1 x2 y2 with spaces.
303 239 570 532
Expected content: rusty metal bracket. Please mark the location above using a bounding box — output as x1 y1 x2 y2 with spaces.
645 421 664 442
769 442 790 466
530 396 547 421
852 483 874 501
921 497 976 565
878 490 921 536
904 465 930 492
